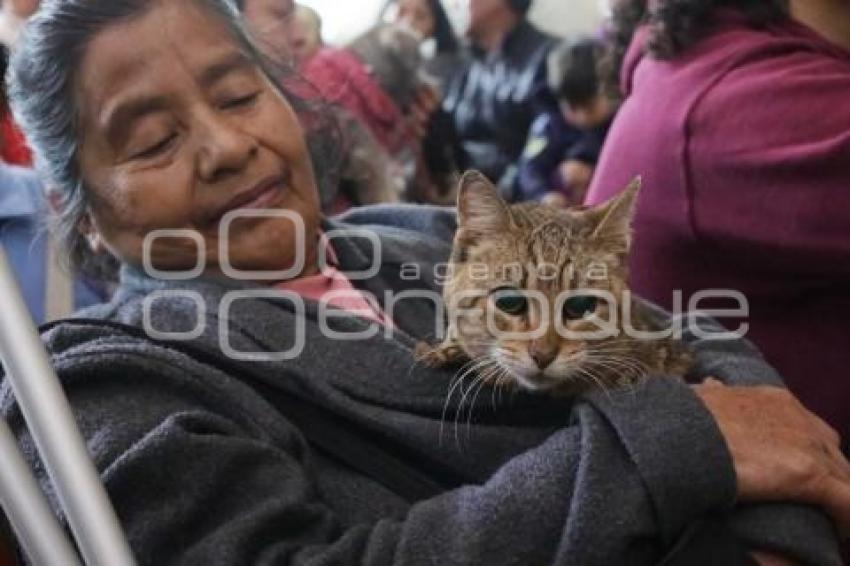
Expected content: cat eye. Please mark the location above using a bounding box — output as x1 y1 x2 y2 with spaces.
492 288 528 316
563 295 598 320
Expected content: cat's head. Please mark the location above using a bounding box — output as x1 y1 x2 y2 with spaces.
445 171 641 393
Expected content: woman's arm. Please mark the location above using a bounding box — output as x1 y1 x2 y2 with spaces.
607 304 847 563
2 311 843 565
687 48 850 275
696 380 849 559
0 324 768 566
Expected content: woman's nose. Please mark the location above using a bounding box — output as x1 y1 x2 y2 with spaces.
196 114 258 182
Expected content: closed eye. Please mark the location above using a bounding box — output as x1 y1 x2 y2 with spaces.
132 133 177 160
220 92 260 110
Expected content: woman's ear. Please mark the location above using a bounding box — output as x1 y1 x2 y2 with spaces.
46 188 108 255
77 213 108 255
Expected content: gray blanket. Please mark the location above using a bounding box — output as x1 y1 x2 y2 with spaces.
1 204 841 565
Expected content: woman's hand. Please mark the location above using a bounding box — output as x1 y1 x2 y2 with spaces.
694 379 850 537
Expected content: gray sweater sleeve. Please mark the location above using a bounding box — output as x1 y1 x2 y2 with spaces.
2 332 767 566
685 312 842 564
2 308 840 565
602 304 841 564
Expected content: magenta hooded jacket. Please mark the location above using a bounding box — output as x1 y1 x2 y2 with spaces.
587 12 850 448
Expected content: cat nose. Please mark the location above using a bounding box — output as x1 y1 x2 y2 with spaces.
530 346 557 370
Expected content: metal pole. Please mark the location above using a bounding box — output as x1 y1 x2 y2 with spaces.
0 418 81 566
0 246 135 566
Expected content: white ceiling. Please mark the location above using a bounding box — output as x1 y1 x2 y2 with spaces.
301 0 607 45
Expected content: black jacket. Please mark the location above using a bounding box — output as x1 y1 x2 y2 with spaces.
443 20 558 188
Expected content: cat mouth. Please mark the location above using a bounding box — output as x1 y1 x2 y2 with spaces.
509 370 562 392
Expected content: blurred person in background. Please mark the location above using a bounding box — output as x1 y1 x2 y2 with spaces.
516 37 618 206
239 0 422 156
238 0 403 211
379 0 466 204
442 0 558 197
289 4 323 65
0 46 30 165
0 163 108 323
238 0 298 65
382 0 465 88
0 0 37 165
0 0 38 46
326 22 428 154
240 0 449 208
588 0 850 454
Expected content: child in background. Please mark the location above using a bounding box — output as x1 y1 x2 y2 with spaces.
515 37 618 207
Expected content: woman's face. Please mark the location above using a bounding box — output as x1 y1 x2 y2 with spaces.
75 0 320 277
396 0 435 39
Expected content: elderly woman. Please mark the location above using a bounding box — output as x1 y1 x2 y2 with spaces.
0 1 848 564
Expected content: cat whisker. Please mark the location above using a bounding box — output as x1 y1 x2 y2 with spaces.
573 365 616 402
497 371 510 405
490 371 500 410
490 366 511 410
440 357 493 447
585 355 647 377
570 370 597 394
608 353 655 394
583 343 639 355
591 353 652 377
451 358 497 442
465 365 499 438
581 354 651 396
582 358 642 385
455 362 497 444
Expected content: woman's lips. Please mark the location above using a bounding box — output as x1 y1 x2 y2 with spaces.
210 176 286 223
233 181 282 212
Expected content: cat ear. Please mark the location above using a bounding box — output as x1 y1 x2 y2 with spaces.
456 170 513 239
588 177 641 249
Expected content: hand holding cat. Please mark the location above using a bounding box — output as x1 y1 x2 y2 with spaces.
694 379 850 538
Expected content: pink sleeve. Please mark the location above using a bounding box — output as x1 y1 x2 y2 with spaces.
686 47 850 274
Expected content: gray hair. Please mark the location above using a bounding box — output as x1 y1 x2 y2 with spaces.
8 0 339 280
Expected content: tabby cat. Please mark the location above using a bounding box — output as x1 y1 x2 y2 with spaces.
417 171 692 395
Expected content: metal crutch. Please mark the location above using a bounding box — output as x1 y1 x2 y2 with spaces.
0 245 135 565
0 416 80 565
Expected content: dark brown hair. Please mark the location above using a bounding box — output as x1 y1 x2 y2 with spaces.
607 0 789 93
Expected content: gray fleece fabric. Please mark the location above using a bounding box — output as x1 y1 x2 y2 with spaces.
0 205 841 565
